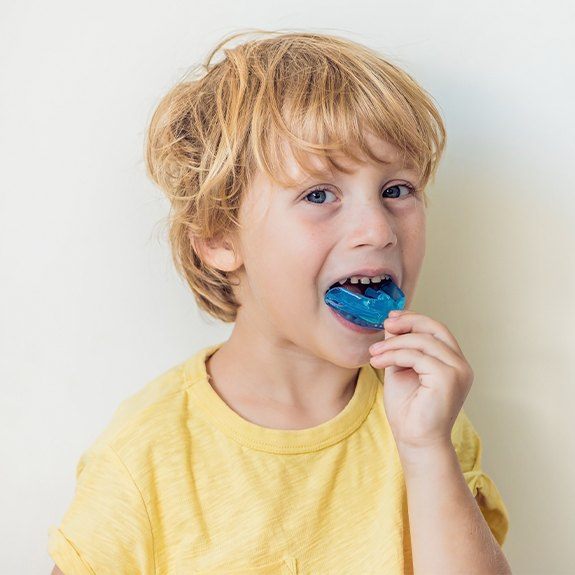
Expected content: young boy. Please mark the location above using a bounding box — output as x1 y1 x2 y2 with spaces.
48 30 511 574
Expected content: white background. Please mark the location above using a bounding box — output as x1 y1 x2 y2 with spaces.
1 0 574 573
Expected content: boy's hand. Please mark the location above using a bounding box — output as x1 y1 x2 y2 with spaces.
368 310 474 458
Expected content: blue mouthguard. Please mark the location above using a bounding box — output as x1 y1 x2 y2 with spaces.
324 278 406 329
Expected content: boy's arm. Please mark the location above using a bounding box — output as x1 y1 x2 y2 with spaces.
400 442 512 575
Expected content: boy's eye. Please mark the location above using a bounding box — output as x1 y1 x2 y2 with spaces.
303 183 417 205
304 188 338 204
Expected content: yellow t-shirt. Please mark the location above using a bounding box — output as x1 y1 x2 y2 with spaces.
48 341 509 574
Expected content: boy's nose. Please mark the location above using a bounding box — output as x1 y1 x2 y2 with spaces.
346 207 398 249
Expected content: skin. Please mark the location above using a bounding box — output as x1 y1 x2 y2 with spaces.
194 132 426 428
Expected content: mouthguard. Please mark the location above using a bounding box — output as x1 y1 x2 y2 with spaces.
324 278 406 329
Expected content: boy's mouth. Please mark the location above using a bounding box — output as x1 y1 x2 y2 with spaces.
326 279 371 296
323 275 406 329
324 273 397 297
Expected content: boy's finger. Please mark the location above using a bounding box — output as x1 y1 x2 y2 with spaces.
377 313 463 356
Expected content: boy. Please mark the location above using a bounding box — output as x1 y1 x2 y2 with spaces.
48 30 511 574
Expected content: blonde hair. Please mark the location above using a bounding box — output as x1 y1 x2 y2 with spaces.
144 29 447 323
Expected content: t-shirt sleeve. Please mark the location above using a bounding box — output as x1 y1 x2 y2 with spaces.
47 444 154 575
452 409 510 547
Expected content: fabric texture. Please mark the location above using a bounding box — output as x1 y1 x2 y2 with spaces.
48 341 510 574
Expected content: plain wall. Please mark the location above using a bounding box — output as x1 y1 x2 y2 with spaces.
1 0 574 572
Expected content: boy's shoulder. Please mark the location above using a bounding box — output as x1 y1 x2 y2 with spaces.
78 348 212 471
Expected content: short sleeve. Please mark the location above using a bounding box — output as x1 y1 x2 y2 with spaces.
451 410 510 547
47 444 154 575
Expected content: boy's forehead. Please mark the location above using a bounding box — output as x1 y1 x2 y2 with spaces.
264 134 417 190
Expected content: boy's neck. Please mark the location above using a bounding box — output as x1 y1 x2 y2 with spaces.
205 336 359 431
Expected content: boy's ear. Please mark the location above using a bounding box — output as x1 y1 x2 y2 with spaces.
189 231 243 273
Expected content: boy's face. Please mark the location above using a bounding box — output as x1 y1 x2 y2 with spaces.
225 133 426 365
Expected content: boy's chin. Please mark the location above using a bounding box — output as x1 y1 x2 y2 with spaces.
320 333 380 367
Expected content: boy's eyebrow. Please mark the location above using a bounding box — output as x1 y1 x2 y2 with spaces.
288 161 419 188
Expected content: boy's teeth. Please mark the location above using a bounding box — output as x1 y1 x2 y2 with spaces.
337 274 391 285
